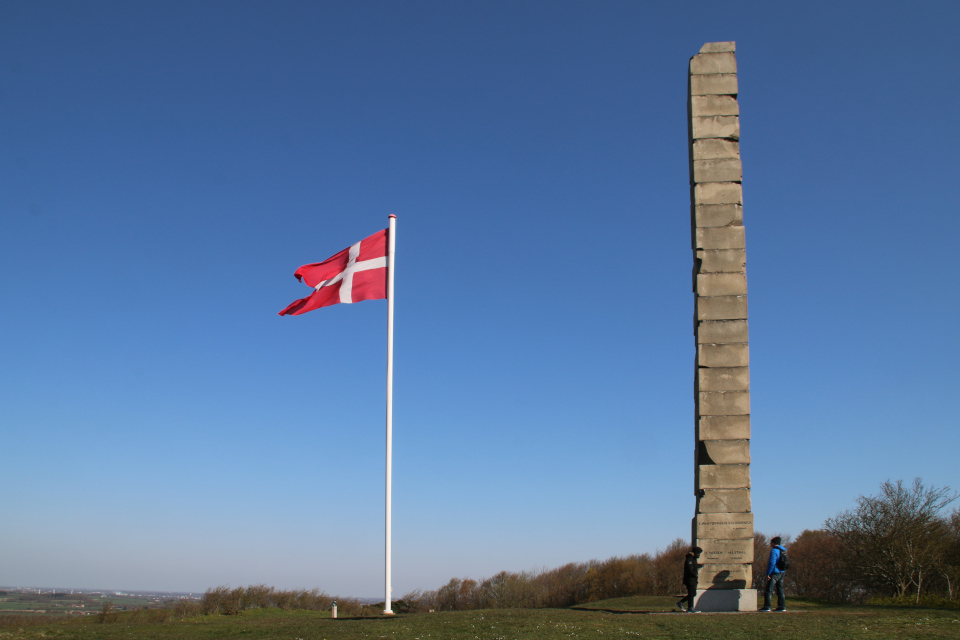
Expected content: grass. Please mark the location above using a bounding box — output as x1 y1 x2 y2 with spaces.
1 597 959 640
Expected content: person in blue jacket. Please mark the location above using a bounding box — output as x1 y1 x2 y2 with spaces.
759 536 786 612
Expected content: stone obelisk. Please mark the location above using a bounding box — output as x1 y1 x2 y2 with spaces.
688 41 757 612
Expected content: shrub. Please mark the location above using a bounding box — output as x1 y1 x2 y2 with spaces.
96 601 119 623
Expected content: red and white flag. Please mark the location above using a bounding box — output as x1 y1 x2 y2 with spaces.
279 228 388 316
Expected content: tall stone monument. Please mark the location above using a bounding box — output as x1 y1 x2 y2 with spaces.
688 41 757 612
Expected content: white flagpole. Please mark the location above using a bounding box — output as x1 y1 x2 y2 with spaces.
383 214 396 615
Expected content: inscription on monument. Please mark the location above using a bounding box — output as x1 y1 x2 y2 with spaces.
694 512 754 539
698 538 754 564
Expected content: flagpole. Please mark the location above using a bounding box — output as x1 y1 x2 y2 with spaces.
384 214 396 615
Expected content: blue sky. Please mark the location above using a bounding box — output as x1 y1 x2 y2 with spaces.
1 1 957 597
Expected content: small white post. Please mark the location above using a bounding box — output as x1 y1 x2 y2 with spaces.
384 214 396 615
331 600 338 619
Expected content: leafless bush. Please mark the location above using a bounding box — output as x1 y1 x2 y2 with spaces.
942 509 960 600
201 586 230 615
750 532 769 590
230 587 248 614
539 562 590 607
244 584 273 609
396 590 428 613
96 600 119 623
172 597 202 619
477 570 541 608
272 588 297 610
651 538 688 596
412 544 682 612
785 529 852 601
195 585 359 616
826 478 957 601
294 588 331 610
584 554 656 602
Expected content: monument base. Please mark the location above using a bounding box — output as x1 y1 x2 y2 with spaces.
694 588 757 612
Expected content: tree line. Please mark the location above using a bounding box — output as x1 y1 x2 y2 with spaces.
116 476 960 621
193 586 371 617
398 539 691 612
403 478 959 611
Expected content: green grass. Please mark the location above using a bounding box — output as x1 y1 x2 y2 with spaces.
2 597 959 640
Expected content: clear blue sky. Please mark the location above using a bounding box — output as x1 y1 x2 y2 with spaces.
2 1 957 597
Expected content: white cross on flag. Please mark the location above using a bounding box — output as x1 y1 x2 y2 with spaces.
279 228 388 316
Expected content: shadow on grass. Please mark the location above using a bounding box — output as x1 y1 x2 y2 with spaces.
569 606 679 615
863 602 960 611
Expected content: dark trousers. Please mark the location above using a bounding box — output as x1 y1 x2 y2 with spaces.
679 581 696 610
763 572 785 609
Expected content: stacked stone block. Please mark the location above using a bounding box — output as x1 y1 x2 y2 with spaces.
688 41 756 612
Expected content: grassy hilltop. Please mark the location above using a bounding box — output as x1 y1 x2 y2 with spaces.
3 596 958 640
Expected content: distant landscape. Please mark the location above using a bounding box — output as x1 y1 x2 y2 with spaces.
0 588 198 617
4 477 958 620
2 478 957 640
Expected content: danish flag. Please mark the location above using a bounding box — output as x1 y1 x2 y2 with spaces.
279 228 388 316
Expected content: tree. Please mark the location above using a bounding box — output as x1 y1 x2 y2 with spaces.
825 478 957 601
537 562 589 607
940 509 960 600
651 538 688 596
751 532 769 591
434 578 464 611
785 529 850 601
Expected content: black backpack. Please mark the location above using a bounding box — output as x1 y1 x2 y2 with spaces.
776 548 790 571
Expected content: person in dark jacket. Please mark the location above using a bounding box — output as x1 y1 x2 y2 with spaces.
759 536 787 612
675 546 703 613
